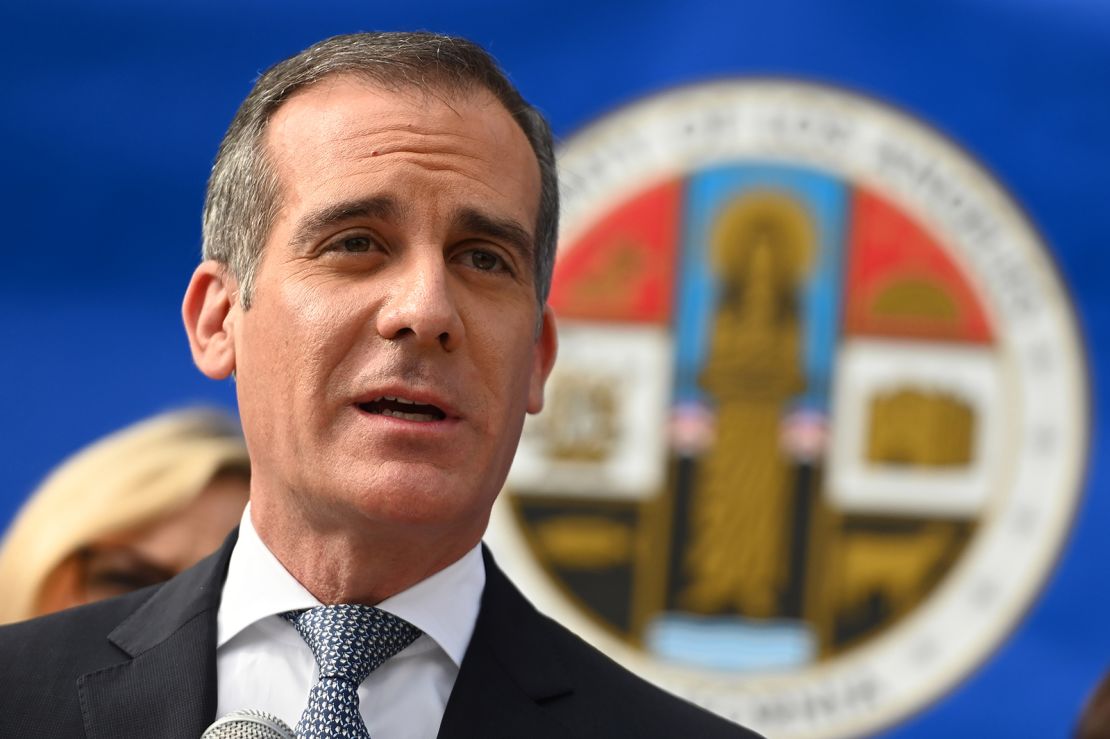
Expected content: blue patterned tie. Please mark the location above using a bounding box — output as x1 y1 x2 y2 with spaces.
283 605 422 739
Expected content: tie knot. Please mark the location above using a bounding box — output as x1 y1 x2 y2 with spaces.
283 604 421 684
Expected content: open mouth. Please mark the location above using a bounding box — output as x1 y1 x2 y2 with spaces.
357 395 447 423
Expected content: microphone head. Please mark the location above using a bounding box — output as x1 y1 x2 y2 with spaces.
200 709 295 739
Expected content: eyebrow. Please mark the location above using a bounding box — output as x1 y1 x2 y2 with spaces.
79 545 177 584
287 196 535 267
288 196 400 251
453 208 535 266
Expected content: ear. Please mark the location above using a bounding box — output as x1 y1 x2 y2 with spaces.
182 261 239 380
527 305 558 414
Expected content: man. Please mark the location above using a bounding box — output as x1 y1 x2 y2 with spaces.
0 32 761 738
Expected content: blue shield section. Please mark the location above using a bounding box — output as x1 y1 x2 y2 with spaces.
674 164 849 413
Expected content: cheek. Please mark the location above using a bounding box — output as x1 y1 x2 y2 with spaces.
242 286 363 396
478 330 542 420
35 556 86 616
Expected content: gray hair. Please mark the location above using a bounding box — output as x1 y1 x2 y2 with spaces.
202 31 558 309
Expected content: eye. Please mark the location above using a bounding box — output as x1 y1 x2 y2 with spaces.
335 235 372 252
321 230 382 255
77 547 175 599
464 248 508 273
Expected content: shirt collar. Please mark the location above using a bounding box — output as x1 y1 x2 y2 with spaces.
217 503 485 667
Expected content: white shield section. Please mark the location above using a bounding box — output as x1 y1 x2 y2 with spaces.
827 339 1004 517
508 321 672 500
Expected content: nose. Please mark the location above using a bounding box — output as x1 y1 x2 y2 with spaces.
375 254 464 351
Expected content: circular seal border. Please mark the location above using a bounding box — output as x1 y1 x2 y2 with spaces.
488 79 1089 738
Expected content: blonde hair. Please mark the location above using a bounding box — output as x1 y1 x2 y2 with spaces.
0 407 250 624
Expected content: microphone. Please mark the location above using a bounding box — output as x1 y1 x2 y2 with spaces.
200 709 295 738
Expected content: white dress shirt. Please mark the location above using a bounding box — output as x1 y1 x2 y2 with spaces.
216 505 485 738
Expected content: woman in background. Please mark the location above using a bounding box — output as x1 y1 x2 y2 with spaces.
0 408 250 624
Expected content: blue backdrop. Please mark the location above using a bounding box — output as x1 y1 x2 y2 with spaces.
2 1 1107 735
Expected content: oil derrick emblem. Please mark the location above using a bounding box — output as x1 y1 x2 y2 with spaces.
681 192 812 618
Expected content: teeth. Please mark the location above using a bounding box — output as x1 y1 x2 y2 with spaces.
380 408 437 422
379 396 419 406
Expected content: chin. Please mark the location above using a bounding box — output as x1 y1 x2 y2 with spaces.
343 471 496 529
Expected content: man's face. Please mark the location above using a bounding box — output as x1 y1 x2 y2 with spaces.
221 77 554 543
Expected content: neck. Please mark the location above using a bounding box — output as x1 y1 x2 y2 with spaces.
249 498 483 604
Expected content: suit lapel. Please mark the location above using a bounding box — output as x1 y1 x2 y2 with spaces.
78 531 236 739
76 534 577 738
437 547 576 739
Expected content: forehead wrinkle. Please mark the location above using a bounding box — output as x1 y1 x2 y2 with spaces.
339 127 492 166
336 121 482 140
272 76 511 154
348 147 488 170
268 80 540 253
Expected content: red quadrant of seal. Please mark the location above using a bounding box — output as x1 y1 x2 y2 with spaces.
548 178 682 324
842 188 994 343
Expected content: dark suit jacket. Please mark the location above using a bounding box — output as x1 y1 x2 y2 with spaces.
0 533 761 738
